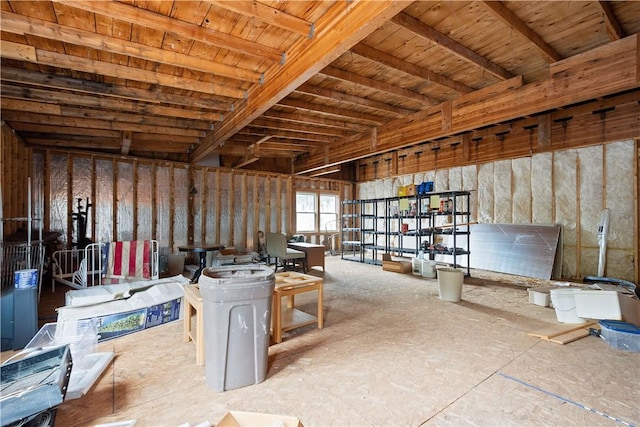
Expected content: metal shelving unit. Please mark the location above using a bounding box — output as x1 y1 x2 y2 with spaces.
342 191 471 275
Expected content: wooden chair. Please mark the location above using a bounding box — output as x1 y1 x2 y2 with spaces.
265 232 307 272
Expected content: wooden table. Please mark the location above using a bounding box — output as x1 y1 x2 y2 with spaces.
272 271 323 344
287 242 325 271
177 243 225 283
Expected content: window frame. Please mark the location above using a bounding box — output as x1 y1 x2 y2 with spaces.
295 190 340 233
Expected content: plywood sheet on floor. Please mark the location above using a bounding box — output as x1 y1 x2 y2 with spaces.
19 257 638 426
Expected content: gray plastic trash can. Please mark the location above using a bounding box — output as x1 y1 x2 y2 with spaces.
199 264 275 392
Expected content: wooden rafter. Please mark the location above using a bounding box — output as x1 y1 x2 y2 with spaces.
295 83 417 116
295 35 639 173
250 118 355 137
1 110 206 137
54 0 285 63
192 0 413 162
0 11 263 83
262 110 371 131
481 1 563 63
0 68 233 111
1 41 247 99
390 12 513 80
595 1 625 41
351 43 473 94
212 1 314 38
277 98 387 124
1 84 222 122
321 65 437 105
241 127 339 144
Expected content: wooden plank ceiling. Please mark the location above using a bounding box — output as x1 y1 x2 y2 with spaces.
1 1 639 175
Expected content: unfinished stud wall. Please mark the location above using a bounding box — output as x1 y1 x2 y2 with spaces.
357 139 637 282
1 123 35 235
18 149 351 260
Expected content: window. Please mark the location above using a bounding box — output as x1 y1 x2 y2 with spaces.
296 192 339 233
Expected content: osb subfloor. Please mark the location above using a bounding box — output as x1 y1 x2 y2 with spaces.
5 257 640 426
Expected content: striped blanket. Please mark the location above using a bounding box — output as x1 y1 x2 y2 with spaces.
102 240 152 280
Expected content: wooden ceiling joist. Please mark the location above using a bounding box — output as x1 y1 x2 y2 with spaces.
54 0 285 63
481 1 563 63
192 0 413 162
390 12 513 81
595 1 626 41
0 10 263 83
2 111 206 137
321 65 437 105
1 1 638 173
1 41 247 99
1 85 221 122
249 118 355 137
211 1 315 38
295 82 417 116
262 110 372 132
350 43 473 94
295 34 640 173
277 98 388 125
0 68 233 111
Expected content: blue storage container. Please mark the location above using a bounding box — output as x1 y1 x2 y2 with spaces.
599 320 640 352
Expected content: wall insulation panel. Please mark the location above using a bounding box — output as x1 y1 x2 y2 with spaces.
357 140 636 281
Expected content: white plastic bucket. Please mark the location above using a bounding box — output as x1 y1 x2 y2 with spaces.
550 288 586 324
420 260 436 278
437 268 463 302
14 269 38 288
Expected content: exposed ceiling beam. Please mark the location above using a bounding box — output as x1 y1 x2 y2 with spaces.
1 84 222 122
350 43 473 94
0 67 233 111
295 83 417 116
1 111 206 137
250 118 354 137
481 1 563 63
54 0 285 63
25 137 121 150
595 1 625 41
390 12 513 80
1 41 247 99
321 65 437 105
211 1 314 38
1 97 61 115
295 35 639 173
11 124 121 138
242 127 338 143
192 0 413 162
262 109 371 131
0 10 262 83
277 98 386 124
308 165 341 177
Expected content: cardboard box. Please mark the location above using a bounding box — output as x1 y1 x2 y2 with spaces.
58 280 186 341
382 254 412 273
217 411 303 427
574 290 640 327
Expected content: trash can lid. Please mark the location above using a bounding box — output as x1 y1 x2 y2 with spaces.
201 265 275 285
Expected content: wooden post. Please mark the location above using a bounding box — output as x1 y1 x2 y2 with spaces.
214 169 221 243
132 159 138 240
188 166 195 246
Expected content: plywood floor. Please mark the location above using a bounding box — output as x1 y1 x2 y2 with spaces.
5 256 640 426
